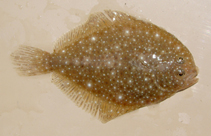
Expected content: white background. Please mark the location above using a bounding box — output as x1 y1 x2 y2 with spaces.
0 0 210 136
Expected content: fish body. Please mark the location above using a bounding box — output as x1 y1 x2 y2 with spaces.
11 10 198 123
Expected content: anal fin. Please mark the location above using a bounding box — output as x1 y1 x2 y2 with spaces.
52 72 139 123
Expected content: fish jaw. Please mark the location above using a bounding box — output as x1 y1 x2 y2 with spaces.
178 67 199 92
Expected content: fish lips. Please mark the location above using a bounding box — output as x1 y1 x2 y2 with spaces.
178 67 199 92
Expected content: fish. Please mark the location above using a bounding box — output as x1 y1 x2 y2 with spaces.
11 10 199 123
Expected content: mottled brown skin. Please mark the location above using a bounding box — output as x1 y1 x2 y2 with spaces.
11 10 198 123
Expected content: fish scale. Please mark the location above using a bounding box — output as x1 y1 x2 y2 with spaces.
11 10 198 123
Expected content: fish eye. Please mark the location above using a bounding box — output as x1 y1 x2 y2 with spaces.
177 57 185 64
177 69 185 77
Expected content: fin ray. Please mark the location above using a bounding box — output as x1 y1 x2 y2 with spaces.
52 72 139 123
11 46 52 76
54 11 113 53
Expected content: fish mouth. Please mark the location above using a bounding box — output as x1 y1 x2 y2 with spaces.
178 68 199 92
178 77 198 92
188 77 199 86
187 66 199 86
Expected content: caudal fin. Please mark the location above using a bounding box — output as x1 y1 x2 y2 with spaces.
11 46 53 76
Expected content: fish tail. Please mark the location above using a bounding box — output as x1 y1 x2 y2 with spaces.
11 46 53 76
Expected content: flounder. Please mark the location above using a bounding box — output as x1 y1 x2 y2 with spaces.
11 10 198 123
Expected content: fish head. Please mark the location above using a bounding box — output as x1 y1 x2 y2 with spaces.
155 43 198 92
173 52 199 92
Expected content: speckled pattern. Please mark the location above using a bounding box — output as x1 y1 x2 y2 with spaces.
11 10 198 123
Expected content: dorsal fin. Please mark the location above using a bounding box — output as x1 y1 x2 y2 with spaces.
53 10 139 52
54 10 113 52
104 10 137 23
